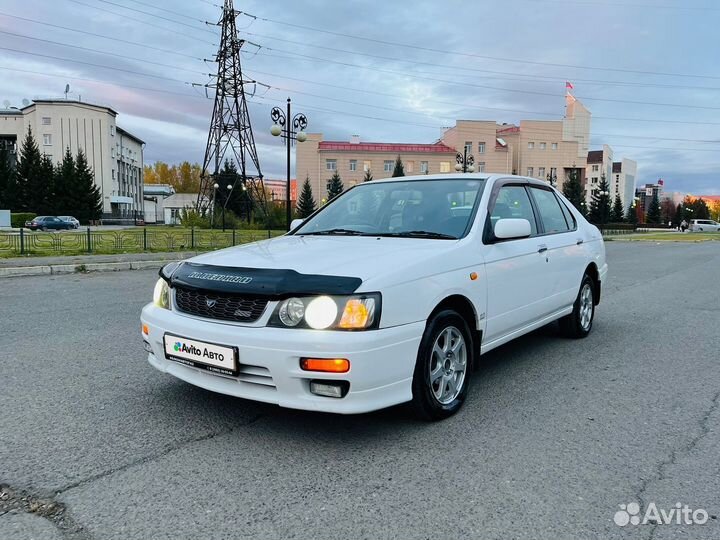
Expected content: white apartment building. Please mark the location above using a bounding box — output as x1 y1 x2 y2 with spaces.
585 147 637 211
0 99 144 219
612 158 637 211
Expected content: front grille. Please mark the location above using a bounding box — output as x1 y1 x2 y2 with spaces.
174 286 269 323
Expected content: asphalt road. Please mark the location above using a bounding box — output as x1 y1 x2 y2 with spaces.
1 241 719 540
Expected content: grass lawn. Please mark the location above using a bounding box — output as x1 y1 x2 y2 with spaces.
609 232 720 242
0 227 285 257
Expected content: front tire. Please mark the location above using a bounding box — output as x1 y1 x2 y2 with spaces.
411 310 473 421
560 274 595 338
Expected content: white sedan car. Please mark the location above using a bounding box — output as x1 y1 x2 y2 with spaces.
141 174 607 420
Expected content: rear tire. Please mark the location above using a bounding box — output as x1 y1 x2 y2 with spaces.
411 310 473 421
559 274 595 339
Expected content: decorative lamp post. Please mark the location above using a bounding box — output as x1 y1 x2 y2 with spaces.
455 147 475 173
270 98 308 231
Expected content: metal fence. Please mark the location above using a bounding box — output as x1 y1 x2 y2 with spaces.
0 228 283 255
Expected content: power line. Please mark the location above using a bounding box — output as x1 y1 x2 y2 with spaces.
0 12 206 62
250 48 720 111
243 30 720 93
241 11 720 80
517 0 720 11
65 0 215 45
0 30 209 77
122 0 210 23
92 0 215 33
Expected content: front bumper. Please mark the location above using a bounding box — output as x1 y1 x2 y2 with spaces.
140 304 424 414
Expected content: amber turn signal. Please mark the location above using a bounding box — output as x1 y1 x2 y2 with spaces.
142 323 149 336
300 358 350 373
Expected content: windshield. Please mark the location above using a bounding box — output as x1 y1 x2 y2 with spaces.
294 178 484 239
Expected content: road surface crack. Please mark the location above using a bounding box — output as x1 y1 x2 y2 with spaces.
636 389 720 540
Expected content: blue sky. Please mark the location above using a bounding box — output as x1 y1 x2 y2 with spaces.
0 0 718 194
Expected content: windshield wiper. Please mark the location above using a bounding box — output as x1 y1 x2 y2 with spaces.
376 230 458 239
300 228 364 236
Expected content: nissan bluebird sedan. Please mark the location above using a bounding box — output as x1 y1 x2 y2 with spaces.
141 174 607 420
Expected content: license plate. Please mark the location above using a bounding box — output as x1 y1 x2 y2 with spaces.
163 334 238 376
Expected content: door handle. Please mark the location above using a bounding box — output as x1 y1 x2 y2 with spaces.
576 238 584 245
537 245 548 254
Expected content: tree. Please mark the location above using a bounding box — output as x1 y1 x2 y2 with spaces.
217 160 252 223
74 149 102 223
588 175 611 225
674 203 683 226
0 147 14 209
296 175 317 218
562 169 585 216
37 154 55 215
611 193 624 223
363 168 373 182
391 155 405 177
54 148 76 217
645 192 661 224
13 126 42 212
711 200 720 221
326 171 344 200
660 199 675 225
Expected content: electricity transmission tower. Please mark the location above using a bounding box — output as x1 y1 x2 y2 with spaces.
197 0 266 219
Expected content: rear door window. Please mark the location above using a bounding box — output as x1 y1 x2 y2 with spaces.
530 187 571 234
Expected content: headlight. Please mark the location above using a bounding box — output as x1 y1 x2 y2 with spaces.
153 278 170 309
268 293 380 330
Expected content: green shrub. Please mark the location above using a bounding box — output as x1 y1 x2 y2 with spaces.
11 213 36 228
179 208 210 228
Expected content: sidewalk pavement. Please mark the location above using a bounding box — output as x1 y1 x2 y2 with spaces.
0 251 200 278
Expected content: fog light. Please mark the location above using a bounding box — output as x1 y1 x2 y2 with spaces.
300 357 350 373
309 380 349 398
143 341 153 353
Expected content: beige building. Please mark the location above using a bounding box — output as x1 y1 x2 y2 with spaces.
0 99 144 220
296 95 591 201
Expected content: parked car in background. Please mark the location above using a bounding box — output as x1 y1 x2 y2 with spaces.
58 216 80 229
689 219 720 232
142 174 608 420
24 216 75 231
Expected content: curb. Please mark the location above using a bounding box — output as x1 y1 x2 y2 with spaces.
0 259 176 278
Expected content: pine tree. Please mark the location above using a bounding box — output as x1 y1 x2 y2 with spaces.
611 193 624 223
326 170 344 200
0 147 13 210
13 126 42 212
218 160 252 223
75 149 102 223
37 153 55 215
363 168 373 182
645 192 661 224
54 148 76 216
562 169 585 216
296 175 317 218
626 200 638 224
391 155 405 177
588 175 612 225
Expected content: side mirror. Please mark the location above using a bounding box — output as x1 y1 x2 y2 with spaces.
290 218 304 231
494 218 531 240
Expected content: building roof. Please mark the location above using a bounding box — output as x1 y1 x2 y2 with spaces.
116 126 145 145
587 150 604 163
318 141 455 154
144 184 175 196
496 125 520 134
612 162 622 173
22 99 119 117
0 108 23 116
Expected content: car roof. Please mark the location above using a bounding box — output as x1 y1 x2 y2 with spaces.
363 173 551 187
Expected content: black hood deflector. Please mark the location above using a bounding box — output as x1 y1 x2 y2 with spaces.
168 262 362 298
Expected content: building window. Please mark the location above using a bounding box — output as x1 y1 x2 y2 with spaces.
539 142 546 150
440 162 450 173
363 160 371 172
478 142 485 154
42 134 52 146
477 162 485 172
420 161 428 173
349 159 357 171
592 177 598 184
112 169 115 180
326 159 337 171
383 160 393 172
527 167 534 177
464 141 472 155
110 125 115 136
405 161 414 173
592 165 599 172
550 167 557 178
538 167 546 178
551 143 558 150
41 117 51 125
528 142 534 149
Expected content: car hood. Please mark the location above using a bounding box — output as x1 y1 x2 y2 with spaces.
188 234 455 282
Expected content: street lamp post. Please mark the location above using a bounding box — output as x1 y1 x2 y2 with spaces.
547 173 557 187
213 182 233 231
455 147 475 173
270 98 308 231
